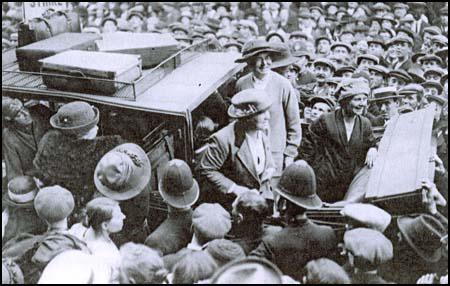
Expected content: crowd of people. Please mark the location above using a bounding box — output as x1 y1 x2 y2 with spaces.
2 1 449 284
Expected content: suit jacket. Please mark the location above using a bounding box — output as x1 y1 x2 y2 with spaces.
308 109 376 202
250 219 338 281
196 121 274 208
235 71 301 160
352 272 392 284
144 208 193 256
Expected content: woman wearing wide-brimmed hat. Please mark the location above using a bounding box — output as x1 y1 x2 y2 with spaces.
307 78 377 203
196 89 276 209
33 101 124 220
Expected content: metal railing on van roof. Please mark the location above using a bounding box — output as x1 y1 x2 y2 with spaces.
2 38 213 101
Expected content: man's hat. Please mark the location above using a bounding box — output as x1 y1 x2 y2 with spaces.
101 17 117 27
367 36 386 48
424 68 445 79
344 228 393 268
440 6 448 15
94 143 151 201
127 11 144 21
356 54 380 66
372 2 391 11
192 203 232 240
206 239 246 265
423 26 442 36
370 86 401 102
400 14 415 23
4 176 38 208
430 35 448 46
211 257 283 284
389 69 413 83
340 203 392 232
422 81 443 94
354 24 370 33
275 160 322 209
441 73 448 86
223 41 243 52
436 48 448 61
387 35 413 47
393 3 409 10
378 14 398 26
34 186 74 223
50 101 99 136
407 2 427 8
313 58 336 72
396 27 415 40
235 39 280 63
335 66 356 77
2 97 23 121
408 67 426 83
205 17 221 31
399 84 424 96
397 214 447 263
368 65 390 76
309 5 324 14
290 31 309 41
228 89 272 119
330 42 353 53
427 94 448 106
309 96 337 110
418 54 444 66
271 43 300 69
158 159 199 208
171 25 189 35
265 31 286 43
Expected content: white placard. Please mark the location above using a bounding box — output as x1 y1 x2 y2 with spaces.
23 2 72 22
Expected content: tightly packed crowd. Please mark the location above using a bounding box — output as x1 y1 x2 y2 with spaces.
2 1 449 284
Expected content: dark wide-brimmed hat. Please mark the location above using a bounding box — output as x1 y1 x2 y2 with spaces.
275 160 322 209
397 214 447 263
228 89 272 119
94 143 151 201
211 257 283 284
50 101 99 136
235 39 280 63
4 176 38 208
158 159 199 208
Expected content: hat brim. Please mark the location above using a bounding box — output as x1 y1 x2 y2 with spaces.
94 143 151 201
235 48 281 63
50 106 100 135
427 95 448 106
309 97 336 108
273 187 322 210
369 95 401 103
271 56 300 69
227 101 272 119
158 179 200 208
397 216 442 263
2 196 35 208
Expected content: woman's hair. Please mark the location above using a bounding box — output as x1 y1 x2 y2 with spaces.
305 258 351 284
172 251 218 284
85 197 119 232
119 243 168 284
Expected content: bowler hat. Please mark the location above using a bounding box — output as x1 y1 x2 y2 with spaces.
50 101 99 136
2 97 23 121
397 214 447 263
158 159 199 208
4 176 38 208
356 54 380 66
271 43 300 69
275 160 322 209
192 203 231 240
34 186 75 223
94 143 151 201
344 228 393 268
338 78 371 102
228 89 272 119
235 39 280 63
389 69 413 83
370 86 400 102
211 257 283 284
422 81 443 94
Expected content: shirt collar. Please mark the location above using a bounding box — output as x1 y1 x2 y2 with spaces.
186 234 208 251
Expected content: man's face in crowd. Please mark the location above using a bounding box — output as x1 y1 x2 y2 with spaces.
425 73 441 82
368 42 384 57
251 52 273 77
402 93 420 110
317 39 331 54
341 71 354 78
279 65 299 84
345 94 368 116
332 46 349 58
381 19 394 30
421 60 439 71
311 102 331 121
380 31 393 42
432 42 445 53
359 59 375 70
238 25 252 38
13 107 33 126
297 56 309 68
388 76 406 89
355 40 368 54
425 87 440 97
249 109 271 131
402 21 413 30
129 16 143 32
370 70 385 88
394 42 411 58
377 98 399 120
394 8 408 19
423 32 433 45
181 16 191 26
311 9 322 20
314 64 332 81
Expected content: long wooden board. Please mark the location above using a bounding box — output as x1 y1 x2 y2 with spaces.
365 105 436 199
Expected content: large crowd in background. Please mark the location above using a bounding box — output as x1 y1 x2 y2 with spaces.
2 2 449 284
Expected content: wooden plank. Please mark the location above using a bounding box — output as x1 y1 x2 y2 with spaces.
366 105 435 199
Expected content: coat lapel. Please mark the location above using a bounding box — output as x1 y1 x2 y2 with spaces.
234 122 260 184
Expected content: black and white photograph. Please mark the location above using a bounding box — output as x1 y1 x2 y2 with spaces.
1 1 448 284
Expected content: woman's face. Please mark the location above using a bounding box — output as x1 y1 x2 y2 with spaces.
106 205 126 233
281 65 299 83
345 94 368 116
251 52 273 77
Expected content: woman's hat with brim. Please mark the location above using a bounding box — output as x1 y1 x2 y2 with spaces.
94 143 151 201
158 159 199 208
235 39 280 63
228 89 272 119
274 160 322 210
397 214 446 263
271 43 300 69
338 78 371 102
4 176 38 208
211 257 283 284
50 101 99 136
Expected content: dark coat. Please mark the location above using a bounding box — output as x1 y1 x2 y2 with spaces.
33 130 123 210
352 272 392 284
231 224 282 255
144 208 193 256
196 121 274 208
2 105 51 182
307 109 376 202
250 219 338 281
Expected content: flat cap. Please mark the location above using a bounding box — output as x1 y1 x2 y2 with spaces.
372 2 391 11
313 58 336 72
192 203 232 240
399 84 425 95
418 54 444 66
387 35 413 47
330 41 353 53
34 186 75 223
357 54 380 65
371 86 400 102
422 81 443 94
430 35 448 45
388 69 413 82
368 65 390 76
424 67 446 78
423 26 442 36
393 3 409 10
228 89 272 119
340 203 391 232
